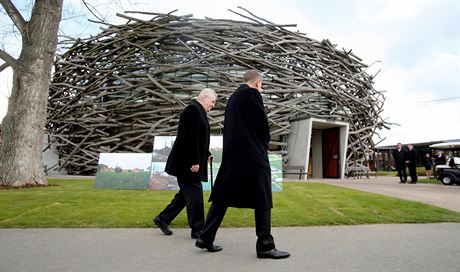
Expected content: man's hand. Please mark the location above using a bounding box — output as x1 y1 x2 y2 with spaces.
191 164 200 172
208 155 213 163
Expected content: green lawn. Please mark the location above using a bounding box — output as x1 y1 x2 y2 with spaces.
378 171 441 184
417 178 441 184
0 179 459 228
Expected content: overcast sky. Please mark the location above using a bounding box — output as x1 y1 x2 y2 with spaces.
98 153 152 169
1 0 459 147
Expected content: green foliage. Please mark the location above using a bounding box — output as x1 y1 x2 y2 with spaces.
0 179 459 228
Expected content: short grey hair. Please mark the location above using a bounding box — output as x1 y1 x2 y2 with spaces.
197 88 217 101
243 69 262 84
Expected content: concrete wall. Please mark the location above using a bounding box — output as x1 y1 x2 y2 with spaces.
285 120 310 180
286 120 310 168
311 129 323 178
339 125 350 179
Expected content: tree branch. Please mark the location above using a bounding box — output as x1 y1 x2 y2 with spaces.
0 49 18 70
81 0 106 23
0 62 10 73
0 0 27 35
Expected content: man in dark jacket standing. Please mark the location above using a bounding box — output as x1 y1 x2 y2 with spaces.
153 88 217 239
195 70 290 259
406 144 418 184
392 143 408 183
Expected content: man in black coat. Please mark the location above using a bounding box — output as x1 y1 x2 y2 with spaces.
392 143 408 183
153 88 217 239
406 144 418 184
434 151 446 166
195 70 290 259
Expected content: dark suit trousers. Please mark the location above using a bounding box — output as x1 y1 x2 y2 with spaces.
395 161 407 182
408 162 418 182
158 177 204 234
199 201 276 252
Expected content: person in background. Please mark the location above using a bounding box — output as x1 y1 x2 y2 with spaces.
448 157 458 168
433 151 447 178
434 151 446 166
153 88 217 239
422 153 433 178
195 70 290 259
406 144 418 184
392 143 407 183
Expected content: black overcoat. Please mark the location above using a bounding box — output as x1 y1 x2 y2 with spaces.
392 148 407 167
209 84 272 209
165 100 210 182
406 149 417 164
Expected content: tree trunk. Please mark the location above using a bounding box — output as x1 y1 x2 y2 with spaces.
0 0 63 187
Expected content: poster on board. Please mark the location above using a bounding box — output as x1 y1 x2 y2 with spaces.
94 153 152 190
95 136 282 191
150 136 282 192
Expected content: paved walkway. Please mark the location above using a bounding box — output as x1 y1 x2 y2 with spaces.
1 223 460 272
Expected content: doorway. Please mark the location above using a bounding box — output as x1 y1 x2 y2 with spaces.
322 128 339 178
286 118 349 179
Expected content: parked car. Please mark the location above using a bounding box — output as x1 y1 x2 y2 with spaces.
436 157 460 185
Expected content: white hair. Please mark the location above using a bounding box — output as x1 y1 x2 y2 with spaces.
197 88 217 101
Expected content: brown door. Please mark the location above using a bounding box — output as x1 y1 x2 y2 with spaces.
322 128 339 178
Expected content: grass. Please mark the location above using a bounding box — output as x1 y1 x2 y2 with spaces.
0 179 459 228
378 171 441 184
417 178 441 184
377 171 398 177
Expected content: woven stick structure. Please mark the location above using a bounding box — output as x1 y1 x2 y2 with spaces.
47 8 389 174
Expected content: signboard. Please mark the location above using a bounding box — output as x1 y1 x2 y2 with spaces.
95 136 282 192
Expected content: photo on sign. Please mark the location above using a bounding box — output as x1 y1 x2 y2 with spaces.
94 153 152 190
150 136 282 192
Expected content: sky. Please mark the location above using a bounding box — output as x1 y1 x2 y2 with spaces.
153 136 223 150
1 0 459 147
98 153 152 169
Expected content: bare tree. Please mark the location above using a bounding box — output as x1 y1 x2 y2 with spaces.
0 0 63 187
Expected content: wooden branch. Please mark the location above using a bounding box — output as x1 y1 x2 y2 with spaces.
0 49 18 70
0 62 10 73
46 9 389 174
0 0 27 35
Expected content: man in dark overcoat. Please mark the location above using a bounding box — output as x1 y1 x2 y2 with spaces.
153 88 217 239
392 142 408 183
195 70 290 259
406 144 418 184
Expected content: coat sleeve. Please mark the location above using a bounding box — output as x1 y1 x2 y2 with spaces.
248 90 270 150
180 105 201 164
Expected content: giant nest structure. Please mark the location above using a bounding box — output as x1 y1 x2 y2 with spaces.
47 8 389 175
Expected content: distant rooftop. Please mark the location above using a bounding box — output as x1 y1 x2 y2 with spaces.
377 139 460 150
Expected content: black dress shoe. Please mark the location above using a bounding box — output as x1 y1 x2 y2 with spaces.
257 248 291 259
195 238 223 252
153 216 172 235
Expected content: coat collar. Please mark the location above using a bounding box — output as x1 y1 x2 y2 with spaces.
192 100 206 114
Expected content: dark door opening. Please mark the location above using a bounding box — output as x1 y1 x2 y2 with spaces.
322 128 339 178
